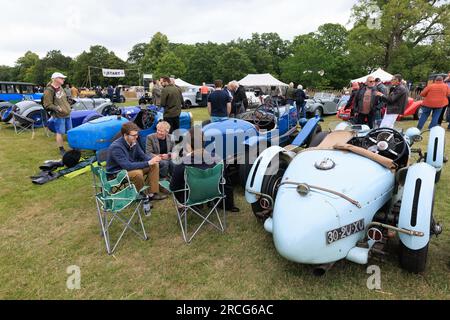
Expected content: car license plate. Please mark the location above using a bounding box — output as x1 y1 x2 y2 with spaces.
326 219 365 244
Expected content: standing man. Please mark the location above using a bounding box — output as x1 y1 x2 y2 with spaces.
107 85 114 101
200 82 209 107
152 80 162 106
228 80 248 117
160 76 183 133
376 74 408 128
353 76 379 129
207 80 232 122
295 84 307 119
286 82 296 106
114 85 121 102
70 84 79 98
43 72 72 156
439 71 450 128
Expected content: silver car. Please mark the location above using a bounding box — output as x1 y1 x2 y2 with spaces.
304 92 340 117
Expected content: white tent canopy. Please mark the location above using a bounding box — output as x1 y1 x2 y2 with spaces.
351 68 394 83
238 73 288 87
174 78 195 88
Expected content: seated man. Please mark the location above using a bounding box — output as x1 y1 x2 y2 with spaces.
107 122 167 201
170 127 239 212
146 121 175 179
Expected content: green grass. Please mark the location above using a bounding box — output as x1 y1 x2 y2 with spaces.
0 113 449 300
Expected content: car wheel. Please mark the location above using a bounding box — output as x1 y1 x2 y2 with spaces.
314 107 323 118
399 242 429 274
1 106 14 122
308 130 329 148
251 157 289 221
184 100 192 109
305 124 322 147
120 96 126 103
27 110 45 128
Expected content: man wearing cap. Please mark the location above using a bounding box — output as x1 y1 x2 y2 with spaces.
43 72 72 156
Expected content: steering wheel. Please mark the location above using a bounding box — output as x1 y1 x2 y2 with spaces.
252 100 277 127
362 127 407 163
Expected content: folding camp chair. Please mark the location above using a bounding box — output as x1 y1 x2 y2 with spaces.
159 162 226 244
91 165 148 254
12 112 35 136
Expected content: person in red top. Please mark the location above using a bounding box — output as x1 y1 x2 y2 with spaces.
417 76 450 130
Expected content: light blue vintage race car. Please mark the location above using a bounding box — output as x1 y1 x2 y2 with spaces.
245 123 445 274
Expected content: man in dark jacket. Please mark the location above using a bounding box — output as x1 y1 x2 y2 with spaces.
353 76 380 129
107 122 167 200
228 81 249 117
295 85 307 119
377 74 409 128
160 76 183 133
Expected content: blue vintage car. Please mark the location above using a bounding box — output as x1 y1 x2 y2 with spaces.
245 123 445 274
201 97 322 185
67 107 193 151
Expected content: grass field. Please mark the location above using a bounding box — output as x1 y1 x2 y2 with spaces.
0 107 449 300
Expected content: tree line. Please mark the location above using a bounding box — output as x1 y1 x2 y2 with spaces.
1 0 449 90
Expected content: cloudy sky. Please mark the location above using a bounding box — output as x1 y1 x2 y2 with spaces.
1 0 356 66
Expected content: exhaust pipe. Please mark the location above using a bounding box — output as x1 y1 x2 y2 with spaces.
313 262 335 276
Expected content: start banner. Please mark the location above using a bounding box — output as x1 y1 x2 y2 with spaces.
102 69 126 77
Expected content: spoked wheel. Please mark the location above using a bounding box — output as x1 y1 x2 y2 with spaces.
27 110 45 128
251 157 289 221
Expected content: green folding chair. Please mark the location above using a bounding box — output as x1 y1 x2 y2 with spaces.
91 165 148 254
159 162 226 243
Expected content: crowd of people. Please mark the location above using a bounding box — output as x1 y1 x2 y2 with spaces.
343 72 450 130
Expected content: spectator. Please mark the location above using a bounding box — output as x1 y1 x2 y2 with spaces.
152 80 162 106
286 82 296 106
375 78 387 95
353 76 379 129
64 84 72 99
377 74 408 128
228 80 249 117
106 122 167 201
295 84 307 119
417 76 450 130
207 80 232 122
160 76 183 133
114 86 121 101
70 85 79 98
146 121 175 178
200 82 209 107
95 86 103 98
170 127 239 212
42 72 72 156
107 85 114 101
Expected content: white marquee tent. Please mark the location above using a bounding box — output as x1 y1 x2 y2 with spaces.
174 78 195 88
239 73 288 87
351 68 394 83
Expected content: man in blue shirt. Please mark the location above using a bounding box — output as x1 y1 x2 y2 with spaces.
207 80 232 122
107 122 167 200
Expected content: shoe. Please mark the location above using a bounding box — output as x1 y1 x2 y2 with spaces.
59 148 66 157
150 193 168 201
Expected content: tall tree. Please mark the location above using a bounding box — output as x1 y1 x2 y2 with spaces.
154 51 187 79
141 32 169 74
215 47 255 83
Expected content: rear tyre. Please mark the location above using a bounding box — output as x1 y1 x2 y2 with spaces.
251 157 289 221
